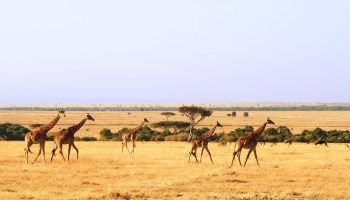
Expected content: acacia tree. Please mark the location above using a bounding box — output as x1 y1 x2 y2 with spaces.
178 105 213 142
161 112 176 121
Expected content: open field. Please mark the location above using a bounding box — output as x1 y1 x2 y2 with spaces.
1 111 350 137
0 142 349 199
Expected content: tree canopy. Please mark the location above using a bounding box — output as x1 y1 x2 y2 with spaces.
178 105 213 142
160 112 176 121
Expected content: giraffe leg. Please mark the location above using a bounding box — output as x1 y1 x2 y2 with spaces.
192 149 199 163
51 143 58 162
200 147 205 163
71 142 79 161
253 148 260 167
244 148 253 167
42 142 47 164
188 146 196 163
124 141 131 154
121 141 125 153
230 145 242 167
24 140 33 164
131 141 136 154
204 146 214 164
230 151 238 168
67 144 72 161
59 144 66 161
32 144 42 164
24 148 28 165
237 151 242 166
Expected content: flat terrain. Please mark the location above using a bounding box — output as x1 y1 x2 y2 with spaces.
1 111 350 137
0 142 349 199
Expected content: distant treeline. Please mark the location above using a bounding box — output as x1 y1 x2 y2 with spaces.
99 126 350 143
2 105 350 111
1 122 350 143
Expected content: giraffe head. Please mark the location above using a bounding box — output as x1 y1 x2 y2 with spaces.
216 121 223 127
144 118 149 123
86 113 95 121
59 110 66 117
267 117 275 125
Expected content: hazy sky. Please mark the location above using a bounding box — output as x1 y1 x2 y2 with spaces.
0 1 349 104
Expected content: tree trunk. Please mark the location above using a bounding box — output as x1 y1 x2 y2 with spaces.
188 125 194 142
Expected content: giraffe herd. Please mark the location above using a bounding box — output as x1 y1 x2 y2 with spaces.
22 111 341 167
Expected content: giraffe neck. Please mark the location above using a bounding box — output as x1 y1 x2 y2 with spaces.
68 118 87 135
135 121 145 131
203 125 217 138
38 114 61 135
250 122 267 138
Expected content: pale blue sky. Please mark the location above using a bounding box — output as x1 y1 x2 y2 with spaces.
0 1 349 104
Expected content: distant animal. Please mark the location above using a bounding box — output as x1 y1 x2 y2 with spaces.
260 142 266 146
218 141 227 147
24 110 65 164
230 118 275 167
315 140 328 147
285 139 292 147
271 141 277 147
51 113 95 162
189 121 223 163
346 144 349 149
122 118 149 154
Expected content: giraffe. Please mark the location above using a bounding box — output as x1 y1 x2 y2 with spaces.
315 139 328 147
230 118 275 168
51 113 95 162
188 121 223 163
285 139 292 147
122 118 149 154
24 110 65 164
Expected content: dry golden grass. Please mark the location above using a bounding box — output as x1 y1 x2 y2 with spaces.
0 141 349 200
1 111 350 137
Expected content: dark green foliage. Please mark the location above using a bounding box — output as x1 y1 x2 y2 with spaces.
99 128 113 140
0 123 30 140
178 106 213 119
193 127 210 137
232 111 237 117
136 126 161 141
75 136 98 141
112 128 129 141
151 121 190 133
99 126 350 143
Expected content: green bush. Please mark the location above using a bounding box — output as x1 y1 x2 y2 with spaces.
76 136 98 141
0 123 29 141
99 128 113 140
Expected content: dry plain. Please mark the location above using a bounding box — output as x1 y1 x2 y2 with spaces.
0 142 349 200
0 111 350 200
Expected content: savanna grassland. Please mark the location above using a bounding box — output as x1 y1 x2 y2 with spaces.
1 111 350 137
0 110 350 199
0 142 349 200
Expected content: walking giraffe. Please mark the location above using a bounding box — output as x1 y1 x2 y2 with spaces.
230 118 275 167
24 110 65 164
188 121 223 163
51 113 95 162
122 118 149 154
